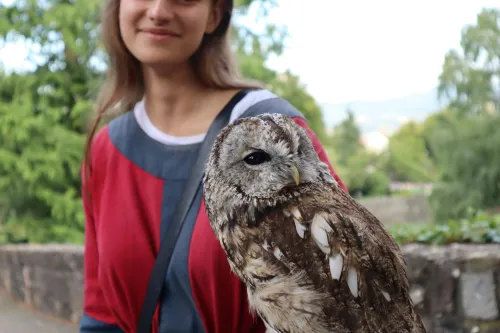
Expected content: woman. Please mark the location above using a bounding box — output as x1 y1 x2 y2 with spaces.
80 0 348 332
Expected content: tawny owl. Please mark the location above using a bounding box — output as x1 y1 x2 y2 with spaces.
203 113 426 333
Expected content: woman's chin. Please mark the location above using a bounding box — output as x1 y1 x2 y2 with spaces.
136 53 190 71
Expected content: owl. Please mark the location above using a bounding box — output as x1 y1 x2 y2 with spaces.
203 113 426 333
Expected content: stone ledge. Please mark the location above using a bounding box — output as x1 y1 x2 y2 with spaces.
0 244 84 323
1 243 500 332
402 243 500 332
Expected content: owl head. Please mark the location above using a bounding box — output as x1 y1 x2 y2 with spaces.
204 113 334 200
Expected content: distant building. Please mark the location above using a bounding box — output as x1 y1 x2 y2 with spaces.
360 131 389 154
325 127 336 136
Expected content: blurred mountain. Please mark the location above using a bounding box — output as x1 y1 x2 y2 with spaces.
320 87 450 135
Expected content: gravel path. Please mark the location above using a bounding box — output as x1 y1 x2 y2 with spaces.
0 289 77 333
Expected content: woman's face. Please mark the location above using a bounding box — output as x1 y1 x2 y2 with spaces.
119 0 221 68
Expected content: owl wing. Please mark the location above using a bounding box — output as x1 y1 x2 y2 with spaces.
258 184 426 332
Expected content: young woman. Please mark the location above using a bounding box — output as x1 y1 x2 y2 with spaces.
80 0 348 332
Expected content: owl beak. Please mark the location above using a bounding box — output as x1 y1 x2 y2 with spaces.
290 164 300 186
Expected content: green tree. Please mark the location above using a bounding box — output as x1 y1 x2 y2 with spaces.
428 8 500 221
337 150 390 198
385 121 438 182
330 109 362 166
0 0 103 243
438 8 500 116
427 113 500 221
327 109 389 197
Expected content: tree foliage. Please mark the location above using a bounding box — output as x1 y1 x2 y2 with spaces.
427 8 500 221
426 112 500 221
0 0 102 243
438 8 500 116
327 109 390 198
0 0 328 243
385 121 438 183
330 109 362 166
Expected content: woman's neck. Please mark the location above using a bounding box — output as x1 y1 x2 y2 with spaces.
141 63 216 136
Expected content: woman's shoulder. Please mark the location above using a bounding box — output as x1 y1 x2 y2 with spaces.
87 111 136 161
85 109 154 184
230 88 305 124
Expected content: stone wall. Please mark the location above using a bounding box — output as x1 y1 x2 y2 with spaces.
404 243 500 333
2 243 500 332
0 244 84 323
358 194 432 224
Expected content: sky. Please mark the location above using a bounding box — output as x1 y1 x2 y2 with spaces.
1 0 499 105
241 0 499 104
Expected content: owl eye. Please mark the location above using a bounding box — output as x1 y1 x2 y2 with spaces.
243 150 271 165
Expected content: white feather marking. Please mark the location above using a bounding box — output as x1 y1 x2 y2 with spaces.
253 198 258 207
294 219 307 238
290 206 302 221
347 266 359 297
262 240 270 251
381 290 391 301
310 213 333 254
273 247 283 260
264 321 279 333
328 253 343 280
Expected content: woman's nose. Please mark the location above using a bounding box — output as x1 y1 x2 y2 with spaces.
147 0 175 23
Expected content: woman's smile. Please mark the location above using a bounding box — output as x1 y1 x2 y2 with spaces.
140 27 181 41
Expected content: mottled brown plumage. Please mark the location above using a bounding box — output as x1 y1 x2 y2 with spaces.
203 113 426 333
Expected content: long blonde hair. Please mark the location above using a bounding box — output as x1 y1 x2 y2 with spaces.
83 0 262 182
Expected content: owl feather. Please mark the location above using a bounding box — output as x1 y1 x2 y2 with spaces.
203 113 426 333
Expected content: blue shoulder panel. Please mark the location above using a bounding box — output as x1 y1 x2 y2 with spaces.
108 112 202 180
